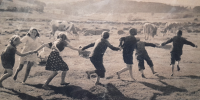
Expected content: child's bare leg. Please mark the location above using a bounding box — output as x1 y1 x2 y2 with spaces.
150 66 156 74
23 62 34 83
171 64 175 76
60 71 69 85
42 71 58 89
127 64 135 80
0 69 13 87
177 61 180 71
140 69 146 78
116 65 130 79
13 64 24 80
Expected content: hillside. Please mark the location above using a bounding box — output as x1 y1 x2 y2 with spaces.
47 0 189 15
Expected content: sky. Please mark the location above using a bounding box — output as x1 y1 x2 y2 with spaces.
41 0 200 7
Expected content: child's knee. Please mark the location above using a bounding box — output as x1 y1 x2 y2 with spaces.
7 70 13 76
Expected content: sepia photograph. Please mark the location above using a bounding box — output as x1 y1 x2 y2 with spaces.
0 0 200 100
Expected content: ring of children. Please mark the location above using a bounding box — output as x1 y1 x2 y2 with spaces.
1 0 200 100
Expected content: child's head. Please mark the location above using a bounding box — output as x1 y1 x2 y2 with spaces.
176 30 182 36
57 32 70 42
101 31 110 39
27 27 40 38
9 35 22 46
129 28 137 36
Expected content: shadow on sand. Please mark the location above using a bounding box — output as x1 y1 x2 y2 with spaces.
26 83 137 100
180 75 200 79
139 74 188 100
1 87 42 100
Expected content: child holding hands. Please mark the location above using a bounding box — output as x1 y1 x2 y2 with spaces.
0 35 36 87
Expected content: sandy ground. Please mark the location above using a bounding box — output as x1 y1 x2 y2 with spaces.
0 12 200 100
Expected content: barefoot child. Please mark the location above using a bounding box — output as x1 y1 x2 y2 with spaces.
135 38 157 78
0 35 35 87
81 31 120 85
161 30 198 76
35 33 80 90
13 27 43 83
116 28 137 80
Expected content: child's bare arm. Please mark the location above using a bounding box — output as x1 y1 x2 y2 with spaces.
15 50 34 56
81 43 95 51
67 44 80 51
34 43 50 52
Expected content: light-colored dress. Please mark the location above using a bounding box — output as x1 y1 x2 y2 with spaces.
19 35 42 64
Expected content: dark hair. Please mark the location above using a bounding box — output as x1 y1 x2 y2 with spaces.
129 28 137 36
57 33 67 40
102 31 109 39
177 30 182 36
27 29 40 37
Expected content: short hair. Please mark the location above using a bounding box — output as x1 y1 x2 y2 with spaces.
27 27 40 37
129 28 137 36
9 35 21 45
102 31 109 39
177 30 182 36
57 32 67 40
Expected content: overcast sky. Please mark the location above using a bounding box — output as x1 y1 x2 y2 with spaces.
42 0 200 7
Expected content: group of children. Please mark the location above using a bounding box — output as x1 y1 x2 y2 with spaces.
0 27 198 89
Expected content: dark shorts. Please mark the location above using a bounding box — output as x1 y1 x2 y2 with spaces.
123 54 133 64
90 57 105 78
171 52 181 65
137 55 153 71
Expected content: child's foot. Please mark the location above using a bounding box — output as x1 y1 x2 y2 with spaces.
177 65 180 71
21 82 26 85
86 71 90 79
13 76 17 81
142 74 146 78
42 85 51 90
60 82 70 86
116 72 120 79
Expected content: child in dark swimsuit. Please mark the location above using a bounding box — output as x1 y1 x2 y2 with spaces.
0 35 35 87
161 30 198 76
116 28 137 80
81 31 120 85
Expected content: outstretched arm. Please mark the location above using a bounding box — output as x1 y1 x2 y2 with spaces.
34 43 50 52
107 41 120 51
145 42 157 47
67 44 80 51
16 50 34 57
161 38 173 46
184 39 197 48
81 43 95 51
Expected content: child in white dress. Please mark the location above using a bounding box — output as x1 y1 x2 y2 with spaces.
13 27 43 83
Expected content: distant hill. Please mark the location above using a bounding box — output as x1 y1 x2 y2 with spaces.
0 0 46 12
47 0 188 15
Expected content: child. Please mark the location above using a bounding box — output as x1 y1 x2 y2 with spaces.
135 38 157 78
35 33 80 90
13 27 43 83
0 35 35 87
116 28 137 80
81 31 120 85
161 30 198 76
